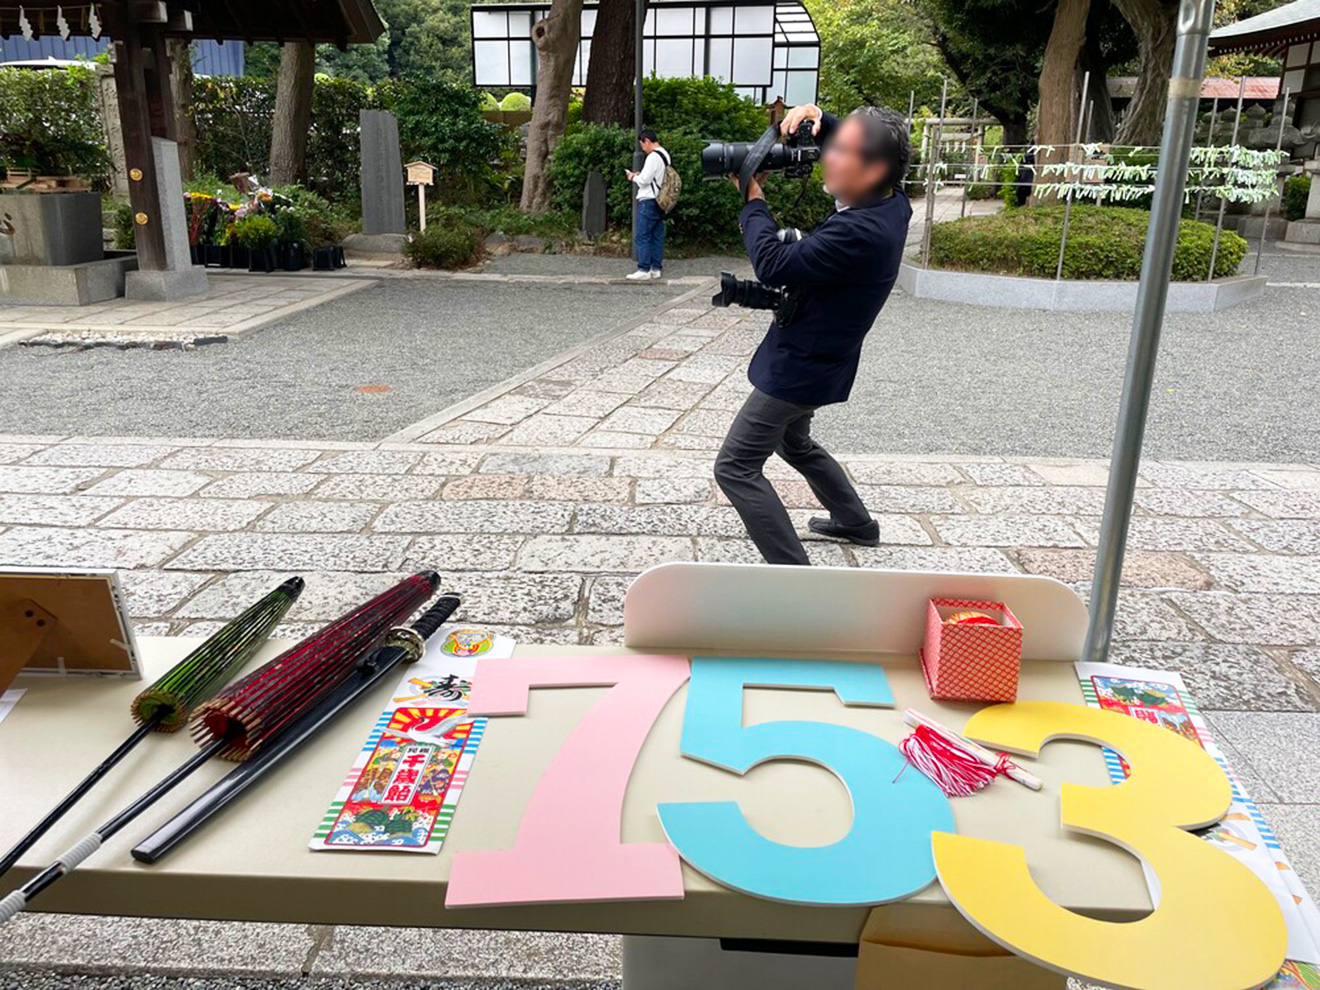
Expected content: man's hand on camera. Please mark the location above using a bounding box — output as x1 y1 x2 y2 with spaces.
780 103 824 138
728 171 768 202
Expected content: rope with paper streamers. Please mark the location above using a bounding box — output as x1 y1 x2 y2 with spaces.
898 724 1015 797
896 709 1043 798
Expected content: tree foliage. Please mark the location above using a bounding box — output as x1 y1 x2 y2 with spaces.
915 0 1052 145
807 0 947 115
0 64 109 179
378 78 514 199
246 0 469 83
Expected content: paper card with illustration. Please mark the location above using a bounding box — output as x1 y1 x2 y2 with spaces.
0 689 23 728
310 625 514 854
1076 661 1320 979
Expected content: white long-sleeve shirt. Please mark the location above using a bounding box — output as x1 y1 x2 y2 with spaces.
631 148 668 200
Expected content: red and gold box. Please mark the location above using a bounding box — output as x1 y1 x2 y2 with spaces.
919 597 1023 702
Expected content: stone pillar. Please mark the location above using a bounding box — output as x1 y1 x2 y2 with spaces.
123 136 209 300
96 65 130 199
1305 158 1320 219
360 110 405 236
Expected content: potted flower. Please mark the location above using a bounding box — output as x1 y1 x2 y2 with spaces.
273 207 308 271
206 201 235 268
185 192 215 266
231 214 279 273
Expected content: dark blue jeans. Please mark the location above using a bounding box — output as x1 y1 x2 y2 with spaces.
634 198 666 272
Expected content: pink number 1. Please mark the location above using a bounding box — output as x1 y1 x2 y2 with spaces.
445 654 691 907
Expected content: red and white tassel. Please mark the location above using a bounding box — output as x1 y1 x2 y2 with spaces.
897 723 1016 797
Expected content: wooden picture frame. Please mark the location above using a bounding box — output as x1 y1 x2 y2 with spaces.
0 568 141 693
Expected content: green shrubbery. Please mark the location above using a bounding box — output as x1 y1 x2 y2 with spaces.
1284 174 1311 222
192 75 511 206
547 77 832 251
377 79 515 202
230 214 280 251
428 203 578 239
0 65 109 181
928 205 1247 281
406 222 482 268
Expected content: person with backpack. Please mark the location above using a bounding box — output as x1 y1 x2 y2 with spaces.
624 128 679 280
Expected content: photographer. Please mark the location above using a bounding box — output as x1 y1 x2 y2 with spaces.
715 103 911 565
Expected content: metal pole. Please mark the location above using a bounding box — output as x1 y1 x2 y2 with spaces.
906 90 915 131
1208 76 1246 280
1194 96 1218 220
921 78 948 268
1253 87 1290 277
631 0 645 259
961 98 978 219
1083 0 1217 663
1055 70 1091 282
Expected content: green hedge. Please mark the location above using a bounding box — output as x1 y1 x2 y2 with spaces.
405 222 481 268
1284 174 1311 222
548 79 832 251
928 205 1247 281
192 75 510 205
0 65 109 181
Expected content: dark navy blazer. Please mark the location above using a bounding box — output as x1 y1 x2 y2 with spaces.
740 116 911 407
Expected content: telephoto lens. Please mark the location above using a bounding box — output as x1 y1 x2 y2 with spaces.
700 142 748 178
711 272 785 311
700 122 823 183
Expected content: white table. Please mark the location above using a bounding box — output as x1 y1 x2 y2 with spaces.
0 564 1150 988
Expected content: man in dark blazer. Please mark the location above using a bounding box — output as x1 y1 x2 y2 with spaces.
715 103 912 565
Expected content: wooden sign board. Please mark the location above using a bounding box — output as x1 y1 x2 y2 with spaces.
0 568 140 692
405 161 436 186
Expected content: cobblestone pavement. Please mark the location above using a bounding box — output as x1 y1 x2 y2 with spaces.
0 276 375 348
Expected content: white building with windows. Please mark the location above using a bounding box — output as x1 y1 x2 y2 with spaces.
470 0 819 106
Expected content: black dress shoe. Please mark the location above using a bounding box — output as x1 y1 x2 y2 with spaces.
808 516 881 546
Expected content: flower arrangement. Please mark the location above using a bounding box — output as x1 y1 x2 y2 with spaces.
183 174 348 271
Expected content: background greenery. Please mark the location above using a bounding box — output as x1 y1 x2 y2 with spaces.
928 205 1248 281
549 77 834 251
0 65 109 179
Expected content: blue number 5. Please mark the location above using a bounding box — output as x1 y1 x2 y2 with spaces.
658 657 954 905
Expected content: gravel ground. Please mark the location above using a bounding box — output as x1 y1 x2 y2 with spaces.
0 279 680 442
809 250 1320 461
0 976 616 990
476 253 750 279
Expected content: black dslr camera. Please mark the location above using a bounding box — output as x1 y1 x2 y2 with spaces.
701 121 822 202
711 227 804 327
711 271 803 328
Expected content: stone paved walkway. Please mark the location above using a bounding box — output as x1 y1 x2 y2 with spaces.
0 275 374 349
391 289 761 448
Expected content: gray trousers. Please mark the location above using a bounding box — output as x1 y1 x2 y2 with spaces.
714 388 871 565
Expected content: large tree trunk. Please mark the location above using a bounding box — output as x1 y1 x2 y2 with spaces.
268 42 316 187
1113 0 1178 146
581 0 635 127
1033 0 1091 201
929 31 1033 155
167 38 196 180
1080 1 1117 142
520 0 584 213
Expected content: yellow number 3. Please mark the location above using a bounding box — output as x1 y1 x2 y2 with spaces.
933 701 1286 990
